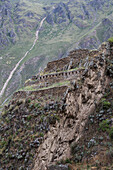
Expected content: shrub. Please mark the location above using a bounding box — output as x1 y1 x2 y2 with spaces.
39 132 44 137
109 127 113 140
101 98 111 109
28 99 31 103
54 114 60 121
108 37 113 43
27 115 32 121
65 158 72 164
1 140 7 148
103 101 111 109
99 119 110 131
34 103 40 108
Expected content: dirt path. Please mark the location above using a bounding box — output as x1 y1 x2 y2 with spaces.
0 17 46 98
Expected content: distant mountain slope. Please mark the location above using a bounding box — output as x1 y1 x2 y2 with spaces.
0 0 113 102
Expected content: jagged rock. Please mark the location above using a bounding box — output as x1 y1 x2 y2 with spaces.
102 18 112 26
89 0 105 10
46 2 71 25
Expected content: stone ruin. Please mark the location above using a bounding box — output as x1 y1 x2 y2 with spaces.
25 43 109 90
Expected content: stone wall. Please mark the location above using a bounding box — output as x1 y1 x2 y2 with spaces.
26 68 84 89
13 86 68 100
44 49 101 74
37 68 84 82
44 57 70 73
44 49 90 73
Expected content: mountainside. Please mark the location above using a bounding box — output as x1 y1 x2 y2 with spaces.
0 41 113 169
0 0 113 102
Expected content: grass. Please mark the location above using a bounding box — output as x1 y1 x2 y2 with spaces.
99 119 113 141
19 85 37 91
99 119 110 132
108 37 113 43
19 80 70 91
101 98 111 109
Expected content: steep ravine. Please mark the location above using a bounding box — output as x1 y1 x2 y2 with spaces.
0 17 46 100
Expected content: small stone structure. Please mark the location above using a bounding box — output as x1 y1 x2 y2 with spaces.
37 69 83 81
26 68 84 88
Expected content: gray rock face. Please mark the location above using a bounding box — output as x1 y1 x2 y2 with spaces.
46 3 71 25
102 18 112 26
0 0 38 49
88 0 105 10
0 0 17 49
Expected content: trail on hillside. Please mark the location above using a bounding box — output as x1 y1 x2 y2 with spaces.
0 17 46 98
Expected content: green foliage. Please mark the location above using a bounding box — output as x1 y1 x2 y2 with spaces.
34 103 40 108
101 98 111 109
27 115 32 121
108 37 113 43
1 111 7 117
65 158 72 164
5 117 10 123
39 132 44 137
54 114 60 121
103 101 111 109
20 85 37 91
38 81 70 91
28 99 31 103
99 119 113 140
99 119 110 132
0 140 7 148
109 127 113 140
40 115 45 122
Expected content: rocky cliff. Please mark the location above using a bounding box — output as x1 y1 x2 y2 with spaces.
0 41 113 170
